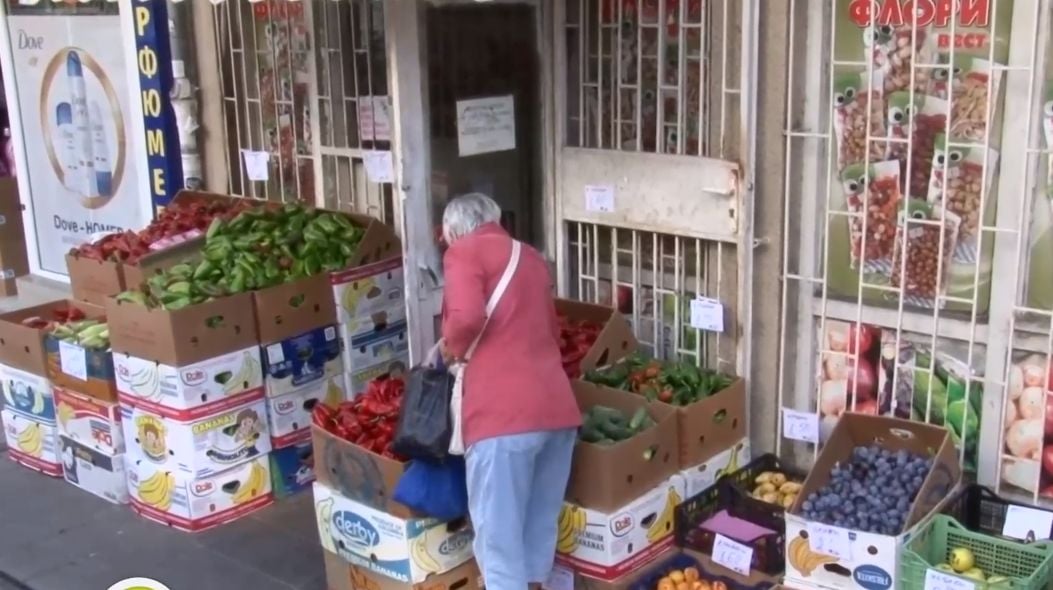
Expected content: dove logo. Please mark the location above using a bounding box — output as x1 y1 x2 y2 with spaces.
333 511 379 548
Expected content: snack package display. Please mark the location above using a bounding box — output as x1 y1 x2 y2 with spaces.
840 160 903 271
931 54 1003 142
833 70 887 173
999 352 1051 499
927 134 999 263
884 92 948 199
867 23 934 95
889 200 960 307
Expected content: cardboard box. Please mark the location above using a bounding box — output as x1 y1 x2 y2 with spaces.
677 438 751 498
2 408 61 476
784 414 962 590
0 300 101 376
44 333 117 402
106 291 259 367
546 549 677 590
0 363 55 424
261 323 344 399
54 386 124 455
126 453 274 532
665 377 747 469
270 440 315 498
59 435 129 504
347 353 410 398
0 179 29 297
113 345 264 416
332 256 406 341
324 550 484 590
691 551 781 590
66 253 124 307
255 272 338 345
120 395 271 478
312 424 410 517
267 386 321 448
313 481 474 584
555 298 638 372
555 475 686 580
346 319 409 374
567 381 679 512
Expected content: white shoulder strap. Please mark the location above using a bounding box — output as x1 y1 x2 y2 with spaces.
465 240 521 360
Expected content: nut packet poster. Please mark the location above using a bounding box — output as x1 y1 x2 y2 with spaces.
825 0 1013 316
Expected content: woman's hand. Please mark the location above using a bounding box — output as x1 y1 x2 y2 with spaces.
440 338 456 365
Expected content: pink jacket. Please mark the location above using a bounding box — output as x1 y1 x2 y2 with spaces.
441 223 582 447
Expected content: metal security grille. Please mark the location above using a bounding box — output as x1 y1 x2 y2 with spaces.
776 0 1053 503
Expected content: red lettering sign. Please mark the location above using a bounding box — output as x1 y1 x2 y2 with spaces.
846 0 990 29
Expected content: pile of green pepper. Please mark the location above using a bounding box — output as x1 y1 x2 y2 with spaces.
584 352 734 406
579 405 656 445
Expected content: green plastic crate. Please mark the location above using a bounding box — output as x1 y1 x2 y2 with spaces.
901 515 1053 589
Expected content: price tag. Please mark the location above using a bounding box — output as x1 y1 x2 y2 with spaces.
924 569 976 590
59 340 87 382
584 185 615 212
782 408 820 444
1003 505 1053 541
363 151 395 184
689 297 725 332
712 534 753 576
805 523 852 561
241 150 270 181
543 566 574 590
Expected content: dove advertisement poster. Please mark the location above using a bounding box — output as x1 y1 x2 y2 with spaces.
7 15 147 274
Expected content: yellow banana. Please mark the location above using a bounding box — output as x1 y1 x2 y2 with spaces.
57 403 74 428
557 505 581 554
139 471 174 511
410 533 442 573
714 442 744 480
17 423 42 456
787 535 837 576
646 489 677 543
232 461 266 504
316 497 336 552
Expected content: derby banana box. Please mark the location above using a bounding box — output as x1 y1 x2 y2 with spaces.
270 440 314 498
59 435 129 504
113 346 263 413
0 363 55 424
313 481 474 584
2 408 61 476
54 386 124 455
555 475 687 581
677 438 751 498
120 395 272 478
126 454 273 532
324 551 484 590
261 323 344 399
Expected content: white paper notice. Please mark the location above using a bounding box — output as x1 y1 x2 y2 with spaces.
585 185 616 212
689 297 725 332
805 523 852 560
357 96 392 142
363 151 395 184
712 534 753 576
59 341 87 382
543 566 574 590
456 95 516 157
924 569 976 590
1003 504 1053 541
242 150 270 181
782 408 820 444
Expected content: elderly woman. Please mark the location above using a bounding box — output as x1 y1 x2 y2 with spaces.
440 193 582 590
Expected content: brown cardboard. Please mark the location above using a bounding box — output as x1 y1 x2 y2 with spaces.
105 291 258 366
555 298 638 372
0 179 28 296
567 381 679 512
339 211 402 268
0 300 103 376
167 189 249 209
663 377 747 469
789 413 962 531
120 235 207 290
254 272 337 345
324 551 483 590
66 253 124 306
688 550 782 590
311 424 412 518
568 548 678 590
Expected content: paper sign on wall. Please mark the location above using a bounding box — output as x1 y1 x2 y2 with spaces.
782 408 819 444
363 151 395 184
585 185 615 212
456 95 516 157
1002 505 1053 541
242 150 270 181
689 297 724 332
357 96 392 142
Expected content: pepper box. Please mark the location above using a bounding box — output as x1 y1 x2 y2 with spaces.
126 453 274 532
312 424 409 517
555 298 638 377
270 440 315 498
0 363 55 423
44 332 116 402
2 408 62 476
677 438 751 498
261 324 344 399
254 272 338 345
120 395 272 479
59 436 129 505
54 386 124 455
664 377 747 469
332 256 406 342
345 321 409 396
0 300 102 376
113 346 264 416
313 481 474 584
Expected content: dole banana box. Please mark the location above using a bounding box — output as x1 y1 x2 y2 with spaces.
0 363 55 424
267 385 322 448
113 345 263 414
59 435 129 504
345 321 409 397
332 257 406 341
270 440 315 498
54 386 124 455
554 475 687 581
2 408 61 476
120 395 272 478
262 324 344 399
313 481 474 584
126 453 273 532
678 438 751 498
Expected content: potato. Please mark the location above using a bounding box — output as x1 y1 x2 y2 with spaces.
755 471 775 484
761 492 780 504
781 494 796 508
779 482 802 494
770 473 787 486
755 482 777 494
669 571 685 584
683 568 700 583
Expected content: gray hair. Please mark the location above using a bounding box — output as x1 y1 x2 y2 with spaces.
442 193 502 244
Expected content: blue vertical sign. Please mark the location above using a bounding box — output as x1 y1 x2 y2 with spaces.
130 0 182 209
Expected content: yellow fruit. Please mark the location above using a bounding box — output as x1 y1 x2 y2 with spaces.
781 494 796 509
949 548 976 573
675 583 689 590
657 578 674 590
761 492 780 504
961 568 985 582
935 564 955 573
770 473 787 486
683 568 699 583
669 571 685 584
755 482 777 494
779 481 803 494
755 471 775 484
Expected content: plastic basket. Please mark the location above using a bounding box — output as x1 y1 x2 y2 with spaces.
901 514 1053 590
719 453 805 528
945 484 1053 541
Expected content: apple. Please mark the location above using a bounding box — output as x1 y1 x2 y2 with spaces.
847 323 876 355
846 358 878 401
962 568 986 582
616 285 633 314
1043 444 1053 477
935 564 955 573
949 547 976 573
1024 363 1045 388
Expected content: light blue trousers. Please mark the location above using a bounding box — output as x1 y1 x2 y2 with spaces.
465 428 577 590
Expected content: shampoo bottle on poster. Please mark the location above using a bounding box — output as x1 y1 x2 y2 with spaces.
66 51 96 197
89 101 112 197
55 102 79 193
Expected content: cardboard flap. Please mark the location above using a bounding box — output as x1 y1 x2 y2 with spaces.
344 213 401 268
311 425 412 519
673 378 747 467
555 298 638 371
254 273 338 344
169 189 254 208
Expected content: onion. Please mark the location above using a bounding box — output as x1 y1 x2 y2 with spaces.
824 355 847 381
1009 364 1025 401
819 379 848 417
1004 400 1018 431
847 324 876 356
846 357 878 401
1024 363 1046 388
1006 419 1043 459
1002 457 1040 492
828 328 848 353
1019 387 1045 420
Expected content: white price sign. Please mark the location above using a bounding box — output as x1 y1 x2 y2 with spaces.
241 150 270 181
711 534 753 576
924 569 976 590
782 408 820 444
58 340 87 382
805 523 852 561
1002 505 1053 541
363 151 395 184
689 297 725 332
584 185 615 213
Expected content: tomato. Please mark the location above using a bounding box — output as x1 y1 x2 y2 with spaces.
658 388 673 403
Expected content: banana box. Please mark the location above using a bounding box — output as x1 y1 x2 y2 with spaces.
270 440 314 498
267 385 321 448
126 453 273 532
313 481 474 584
0 363 55 424
54 386 124 455
44 333 117 402
120 395 272 478
324 551 484 590
677 438 751 498
262 324 344 398
554 475 687 581
332 257 406 341
345 320 409 379
2 408 62 476
59 435 129 504
113 346 264 416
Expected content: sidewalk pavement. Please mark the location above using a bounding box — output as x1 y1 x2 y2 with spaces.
0 438 326 590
